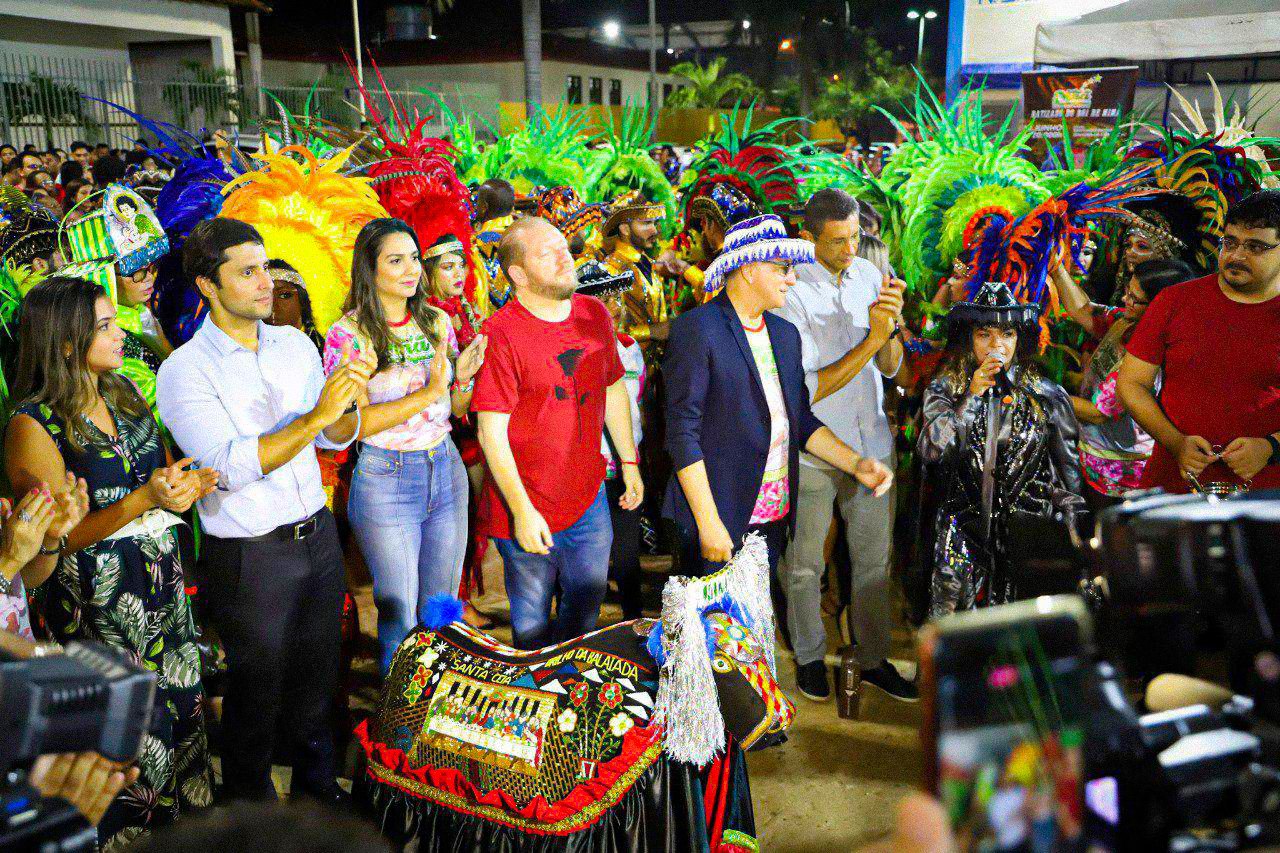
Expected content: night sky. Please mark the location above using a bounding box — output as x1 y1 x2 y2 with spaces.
261 0 951 77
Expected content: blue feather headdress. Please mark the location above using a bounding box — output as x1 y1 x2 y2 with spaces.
963 161 1165 307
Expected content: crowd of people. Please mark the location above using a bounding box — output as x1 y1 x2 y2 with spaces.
0 74 1278 850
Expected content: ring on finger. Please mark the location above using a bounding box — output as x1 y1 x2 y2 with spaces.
16 510 32 523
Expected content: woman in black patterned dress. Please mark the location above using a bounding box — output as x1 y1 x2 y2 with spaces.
5 277 220 850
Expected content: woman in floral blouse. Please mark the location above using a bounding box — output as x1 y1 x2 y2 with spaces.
1055 258 1195 503
5 277 219 850
323 219 486 674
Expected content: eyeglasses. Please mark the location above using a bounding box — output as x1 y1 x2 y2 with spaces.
1219 236 1280 257
765 260 795 276
126 264 158 283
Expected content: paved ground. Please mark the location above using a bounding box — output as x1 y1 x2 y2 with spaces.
347 551 922 851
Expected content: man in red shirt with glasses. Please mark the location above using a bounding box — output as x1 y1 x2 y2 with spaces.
1119 190 1280 493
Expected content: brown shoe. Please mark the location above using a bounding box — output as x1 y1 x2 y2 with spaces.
461 602 495 630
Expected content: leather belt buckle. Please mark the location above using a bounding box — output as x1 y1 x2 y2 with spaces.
292 514 319 540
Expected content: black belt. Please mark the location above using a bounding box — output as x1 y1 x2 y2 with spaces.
237 509 325 543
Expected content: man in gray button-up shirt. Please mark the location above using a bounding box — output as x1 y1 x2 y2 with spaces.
773 189 916 702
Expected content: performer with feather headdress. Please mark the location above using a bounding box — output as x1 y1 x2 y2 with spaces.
219 141 389 334
919 282 1083 617
666 105 806 309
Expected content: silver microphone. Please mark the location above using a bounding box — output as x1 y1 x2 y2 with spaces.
987 350 1012 397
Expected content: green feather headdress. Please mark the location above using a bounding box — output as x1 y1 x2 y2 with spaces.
585 103 679 238
859 76 1050 297
464 107 597 198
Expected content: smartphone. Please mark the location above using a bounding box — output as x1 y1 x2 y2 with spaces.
921 596 1093 852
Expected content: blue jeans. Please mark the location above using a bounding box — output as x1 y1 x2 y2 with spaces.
493 485 613 650
348 441 469 673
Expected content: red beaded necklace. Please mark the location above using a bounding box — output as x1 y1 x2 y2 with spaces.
741 317 766 333
388 311 414 328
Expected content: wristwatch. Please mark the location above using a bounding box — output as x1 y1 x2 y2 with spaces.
1266 434 1280 466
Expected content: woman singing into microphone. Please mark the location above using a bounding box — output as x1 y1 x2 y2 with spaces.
919 282 1083 617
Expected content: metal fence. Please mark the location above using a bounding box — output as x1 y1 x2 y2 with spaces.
0 53 476 151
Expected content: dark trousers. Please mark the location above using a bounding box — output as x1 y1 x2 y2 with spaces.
676 519 787 579
677 519 790 641
606 476 643 619
199 508 345 800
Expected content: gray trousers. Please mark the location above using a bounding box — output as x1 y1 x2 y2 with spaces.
780 457 895 667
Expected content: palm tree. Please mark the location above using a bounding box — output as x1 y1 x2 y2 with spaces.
664 57 762 109
522 0 541 113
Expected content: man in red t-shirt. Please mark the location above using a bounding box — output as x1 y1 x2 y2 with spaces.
472 216 643 649
1119 190 1280 493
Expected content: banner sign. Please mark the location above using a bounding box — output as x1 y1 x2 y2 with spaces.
1021 66 1138 159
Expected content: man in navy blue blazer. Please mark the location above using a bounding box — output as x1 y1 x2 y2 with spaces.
663 215 893 577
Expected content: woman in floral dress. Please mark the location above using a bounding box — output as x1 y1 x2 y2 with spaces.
5 277 219 850
1054 258 1195 506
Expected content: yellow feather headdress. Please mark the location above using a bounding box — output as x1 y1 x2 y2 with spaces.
220 141 388 333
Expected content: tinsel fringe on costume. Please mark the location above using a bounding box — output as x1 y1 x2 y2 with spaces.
652 533 776 765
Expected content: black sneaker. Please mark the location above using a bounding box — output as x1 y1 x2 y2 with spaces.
861 660 919 702
796 660 830 702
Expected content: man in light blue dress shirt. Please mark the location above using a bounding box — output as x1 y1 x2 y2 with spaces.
157 217 372 803
774 189 917 704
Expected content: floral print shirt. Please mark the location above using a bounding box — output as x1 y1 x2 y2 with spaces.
323 311 458 452
0 574 32 640
745 325 790 524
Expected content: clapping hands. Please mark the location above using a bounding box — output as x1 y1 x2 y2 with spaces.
146 458 219 513
0 486 56 568
315 343 377 426
455 334 488 387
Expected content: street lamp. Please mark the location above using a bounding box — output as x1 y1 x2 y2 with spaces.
742 19 751 30
907 9 937 63
603 19 622 41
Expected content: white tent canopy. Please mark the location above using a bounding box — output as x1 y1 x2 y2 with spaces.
1034 0 1280 65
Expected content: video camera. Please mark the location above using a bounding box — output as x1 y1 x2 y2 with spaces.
925 489 1280 851
0 639 156 851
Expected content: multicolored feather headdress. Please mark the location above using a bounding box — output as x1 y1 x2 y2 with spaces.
338 59 478 302
836 78 1050 300
682 102 806 222
220 141 389 333
963 161 1163 307
1124 134 1279 270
